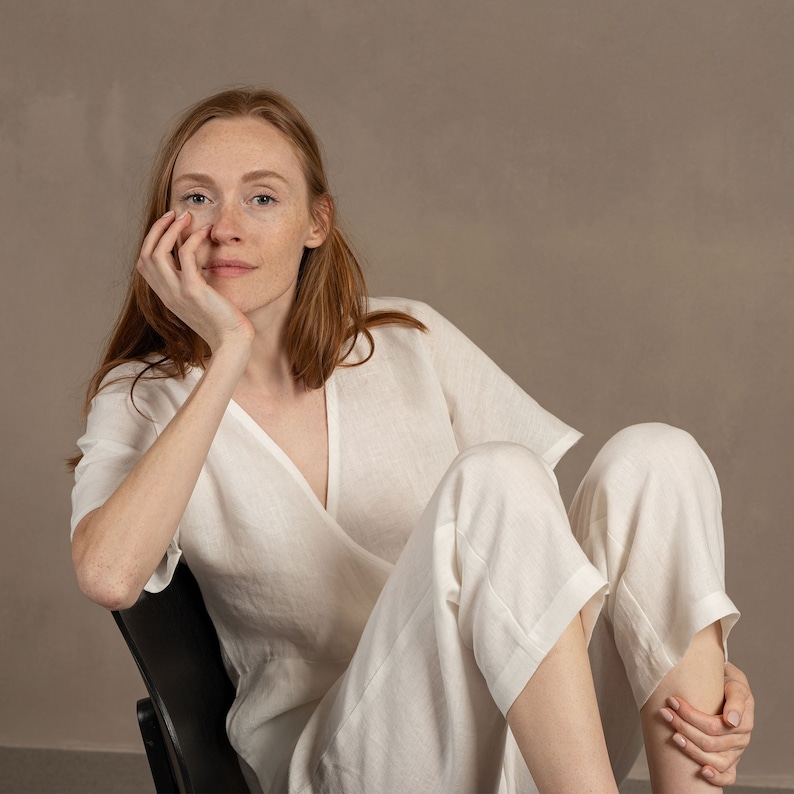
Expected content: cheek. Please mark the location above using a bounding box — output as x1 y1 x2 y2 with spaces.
175 213 207 245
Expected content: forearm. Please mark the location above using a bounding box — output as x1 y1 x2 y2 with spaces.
72 341 250 609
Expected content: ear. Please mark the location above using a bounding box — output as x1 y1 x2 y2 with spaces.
305 194 332 249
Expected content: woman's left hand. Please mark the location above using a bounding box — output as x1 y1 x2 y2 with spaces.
661 662 754 786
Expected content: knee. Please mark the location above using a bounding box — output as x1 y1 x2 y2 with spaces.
602 422 697 459
576 423 724 563
438 441 577 567
438 443 565 526
572 426 728 622
452 442 556 490
592 423 719 502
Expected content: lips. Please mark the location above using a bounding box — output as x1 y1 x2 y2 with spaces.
203 258 256 276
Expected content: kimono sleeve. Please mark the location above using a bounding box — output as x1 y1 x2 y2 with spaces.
70 371 182 593
414 302 582 468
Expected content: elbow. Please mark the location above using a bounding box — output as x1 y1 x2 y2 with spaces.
76 567 142 611
72 547 142 611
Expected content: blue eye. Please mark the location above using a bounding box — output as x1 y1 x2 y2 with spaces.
183 193 209 205
253 194 274 206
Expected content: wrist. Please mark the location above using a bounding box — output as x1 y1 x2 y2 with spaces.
207 334 253 377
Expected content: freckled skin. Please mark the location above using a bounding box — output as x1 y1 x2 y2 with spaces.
169 117 326 323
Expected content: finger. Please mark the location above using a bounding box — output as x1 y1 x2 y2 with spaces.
665 697 733 737
137 213 196 300
138 212 192 287
660 707 748 756
175 224 212 276
700 765 737 787
670 731 741 773
722 674 752 729
660 697 751 753
140 210 178 259
151 211 193 263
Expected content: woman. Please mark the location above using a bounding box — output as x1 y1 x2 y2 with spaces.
70 87 753 793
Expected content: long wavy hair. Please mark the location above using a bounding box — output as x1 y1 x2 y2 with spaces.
75 87 425 438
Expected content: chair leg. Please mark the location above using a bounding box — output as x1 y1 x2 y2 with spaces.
137 697 181 794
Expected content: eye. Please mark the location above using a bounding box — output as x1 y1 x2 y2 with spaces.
182 192 210 205
252 193 275 207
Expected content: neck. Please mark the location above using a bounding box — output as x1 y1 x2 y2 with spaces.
239 306 301 400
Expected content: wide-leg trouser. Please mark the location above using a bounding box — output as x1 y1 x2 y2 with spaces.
288 424 739 794
501 423 739 792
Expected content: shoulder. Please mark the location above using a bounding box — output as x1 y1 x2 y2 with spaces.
365 297 458 346
367 296 442 325
91 358 198 415
366 296 478 354
97 358 158 386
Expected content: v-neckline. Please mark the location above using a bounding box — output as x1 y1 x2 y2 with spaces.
223 374 338 518
183 366 393 574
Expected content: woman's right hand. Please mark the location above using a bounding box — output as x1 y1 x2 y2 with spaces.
136 210 254 353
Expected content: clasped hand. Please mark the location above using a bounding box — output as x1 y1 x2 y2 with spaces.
661 662 754 786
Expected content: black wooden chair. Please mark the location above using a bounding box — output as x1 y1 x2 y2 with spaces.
113 562 250 793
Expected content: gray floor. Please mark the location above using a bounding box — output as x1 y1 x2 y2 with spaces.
0 746 791 794
0 747 153 794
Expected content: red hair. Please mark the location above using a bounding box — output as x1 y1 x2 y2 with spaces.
75 87 424 435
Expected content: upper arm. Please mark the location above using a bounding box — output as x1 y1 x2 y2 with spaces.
71 380 160 537
70 507 98 567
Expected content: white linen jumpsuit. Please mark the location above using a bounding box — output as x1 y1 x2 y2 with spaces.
71 298 739 793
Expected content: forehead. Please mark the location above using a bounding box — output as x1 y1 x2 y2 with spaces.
173 117 305 182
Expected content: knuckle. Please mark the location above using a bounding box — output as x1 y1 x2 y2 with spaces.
713 756 731 774
726 746 741 758
700 735 716 753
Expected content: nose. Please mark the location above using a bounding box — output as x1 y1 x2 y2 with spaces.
208 202 243 244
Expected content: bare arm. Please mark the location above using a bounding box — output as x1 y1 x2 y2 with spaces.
72 211 253 609
71 342 249 609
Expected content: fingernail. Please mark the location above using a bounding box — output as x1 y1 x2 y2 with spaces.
727 710 740 727
162 209 175 217
177 211 188 220
660 708 674 724
667 697 681 711
702 769 715 780
673 734 686 748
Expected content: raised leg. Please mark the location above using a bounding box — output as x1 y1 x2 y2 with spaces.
569 424 739 792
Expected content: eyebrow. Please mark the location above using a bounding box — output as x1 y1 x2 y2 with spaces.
172 169 289 186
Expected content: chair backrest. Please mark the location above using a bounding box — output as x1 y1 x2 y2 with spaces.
113 562 250 793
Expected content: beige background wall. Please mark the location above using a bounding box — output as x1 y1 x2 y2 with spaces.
1 0 791 786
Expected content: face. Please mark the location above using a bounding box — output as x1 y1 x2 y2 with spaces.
169 116 328 321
